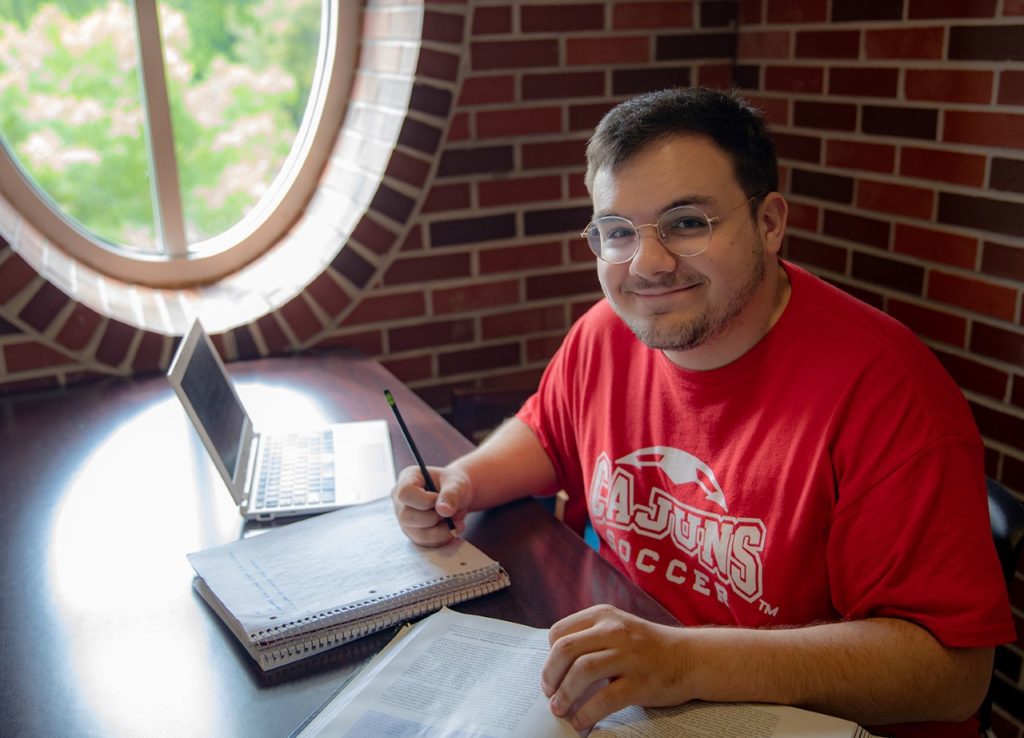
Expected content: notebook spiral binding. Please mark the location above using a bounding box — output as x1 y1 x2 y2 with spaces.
258 571 510 669
251 565 506 646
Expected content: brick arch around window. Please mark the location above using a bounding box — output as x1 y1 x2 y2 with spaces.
0 1 465 393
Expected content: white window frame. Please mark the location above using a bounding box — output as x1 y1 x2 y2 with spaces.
0 0 357 287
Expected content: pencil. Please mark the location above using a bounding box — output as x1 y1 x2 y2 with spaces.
384 389 457 535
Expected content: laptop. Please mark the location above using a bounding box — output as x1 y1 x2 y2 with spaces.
167 319 396 521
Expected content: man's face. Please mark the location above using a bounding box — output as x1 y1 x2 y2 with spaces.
591 134 777 361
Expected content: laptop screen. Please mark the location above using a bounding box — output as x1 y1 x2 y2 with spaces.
179 335 247 481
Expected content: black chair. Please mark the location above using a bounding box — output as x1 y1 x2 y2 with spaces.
980 478 1024 736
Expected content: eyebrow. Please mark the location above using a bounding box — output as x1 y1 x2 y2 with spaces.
593 194 721 220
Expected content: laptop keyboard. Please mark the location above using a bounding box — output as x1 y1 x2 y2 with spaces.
253 430 335 511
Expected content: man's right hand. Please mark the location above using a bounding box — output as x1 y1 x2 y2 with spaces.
391 464 474 547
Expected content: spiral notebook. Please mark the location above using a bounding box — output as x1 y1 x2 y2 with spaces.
186 499 510 671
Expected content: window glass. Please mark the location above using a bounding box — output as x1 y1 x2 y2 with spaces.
160 0 322 245
0 0 324 255
0 1 158 251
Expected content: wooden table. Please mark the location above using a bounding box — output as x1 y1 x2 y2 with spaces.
0 351 675 737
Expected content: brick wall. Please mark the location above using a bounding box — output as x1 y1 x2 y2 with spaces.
0 0 1021 730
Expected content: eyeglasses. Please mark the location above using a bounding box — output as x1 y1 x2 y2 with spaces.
580 193 764 264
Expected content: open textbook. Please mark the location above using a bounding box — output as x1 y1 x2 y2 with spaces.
187 500 509 671
293 608 876 738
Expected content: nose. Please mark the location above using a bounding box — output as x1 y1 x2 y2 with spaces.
629 225 676 278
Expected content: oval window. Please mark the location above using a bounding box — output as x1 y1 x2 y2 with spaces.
0 0 354 285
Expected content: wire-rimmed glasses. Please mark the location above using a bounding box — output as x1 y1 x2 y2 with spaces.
580 193 764 264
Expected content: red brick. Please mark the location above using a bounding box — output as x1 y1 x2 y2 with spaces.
766 0 827 23
422 10 464 44
96 320 136 367
825 140 896 174
476 106 562 138
345 292 426 325
893 224 978 269
793 100 857 131
830 67 899 97
314 329 384 357
306 273 351 317
786 200 820 231
928 271 1018 321
899 147 986 188
526 268 600 300
982 241 1024 282
254 314 288 354
351 215 398 255
764 65 823 93
944 110 1024 150
522 138 589 170
613 1 693 28
857 180 934 220
905 69 994 104
738 30 791 60
478 176 562 208
908 0 998 18
384 253 472 286
0 253 36 304
521 4 605 32
471 40 559 70
999 70 1024 105
794 30 860 59
458 75 516 106
422 183 471 213
568 171 588 199
786 235 848 273
380 354 433 383
472 5 511 34
569 102 612 131
132 331 164 373
744 94 789 125
697 63 731 89
389 319 475 353
19 282 69 332
280 296 323 343
432 280 520 314
887 299 967 347
3 340 71 372
934 349 1008 401
385 150 431 187
482 305 566 339
523 71 605 100
401 226 422 253
479 241 564 274
1008 0 1024 14
417 48 460 82
740 0 763 24
448 112 470 142
865 27 944 59
566 37 650 65
56 303 103 351
439 342 521 377
526 335 564 363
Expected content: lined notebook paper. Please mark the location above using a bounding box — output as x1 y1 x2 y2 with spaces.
187 499 510 670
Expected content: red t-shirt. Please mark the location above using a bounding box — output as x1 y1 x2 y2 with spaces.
518 262 1014 738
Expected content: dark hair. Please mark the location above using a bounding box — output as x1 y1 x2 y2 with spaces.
585 87 778 206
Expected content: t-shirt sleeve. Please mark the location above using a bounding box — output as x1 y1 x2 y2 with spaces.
825 371 1014 647
516 315 590 535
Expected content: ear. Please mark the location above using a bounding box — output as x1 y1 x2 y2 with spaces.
758 192 788 257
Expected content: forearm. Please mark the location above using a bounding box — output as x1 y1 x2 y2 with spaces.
685 617 992 725
449 417 560 510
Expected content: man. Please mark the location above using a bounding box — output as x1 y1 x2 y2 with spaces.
392 87 1014 737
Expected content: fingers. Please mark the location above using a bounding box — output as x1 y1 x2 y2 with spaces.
391 465 471 546
541 605 688 730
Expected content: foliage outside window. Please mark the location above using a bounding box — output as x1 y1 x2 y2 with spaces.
0 0 332 267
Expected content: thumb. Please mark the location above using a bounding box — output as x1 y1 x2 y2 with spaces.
435 469 471 517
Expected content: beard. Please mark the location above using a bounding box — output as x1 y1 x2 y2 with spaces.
607 235 769 352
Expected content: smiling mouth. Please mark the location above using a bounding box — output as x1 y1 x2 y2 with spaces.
628 282 703 297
